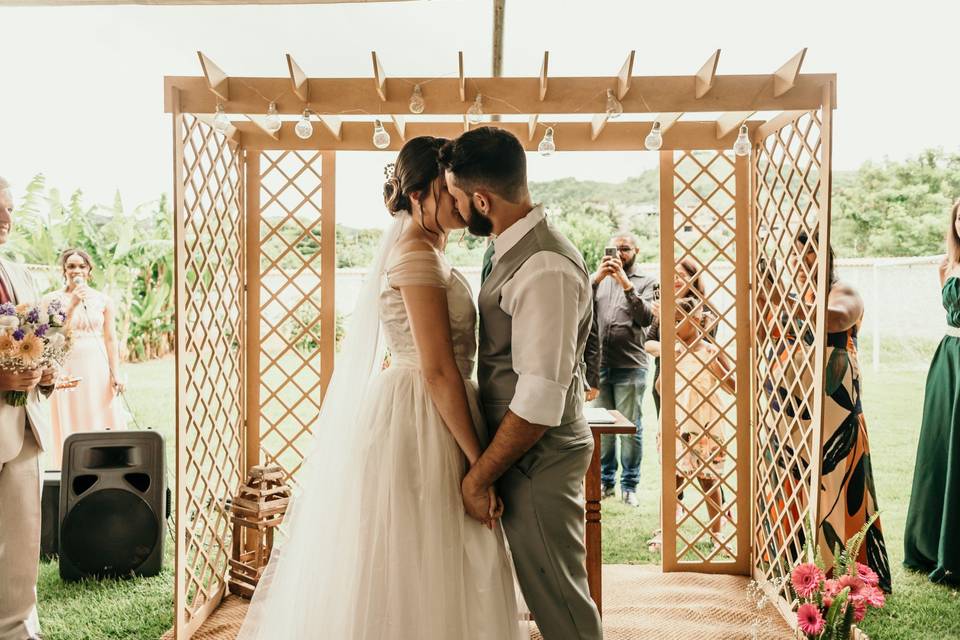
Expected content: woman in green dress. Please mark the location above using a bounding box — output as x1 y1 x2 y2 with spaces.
904 200 960 585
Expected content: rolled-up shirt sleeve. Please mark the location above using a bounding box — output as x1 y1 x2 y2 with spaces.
500 251 586 427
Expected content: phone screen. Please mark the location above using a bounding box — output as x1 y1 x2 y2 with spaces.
604 247 617 258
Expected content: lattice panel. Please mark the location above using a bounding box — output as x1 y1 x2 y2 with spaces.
660 150 750 572
752 111 827 608
175 115 245 632
256 150 331 482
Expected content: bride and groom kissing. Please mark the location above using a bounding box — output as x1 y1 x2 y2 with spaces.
238 127 603 640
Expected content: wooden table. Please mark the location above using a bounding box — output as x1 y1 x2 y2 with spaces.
585 410 636 616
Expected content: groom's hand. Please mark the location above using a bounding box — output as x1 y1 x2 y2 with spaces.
461 474 494 527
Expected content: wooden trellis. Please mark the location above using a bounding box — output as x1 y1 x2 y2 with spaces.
166 49 836 637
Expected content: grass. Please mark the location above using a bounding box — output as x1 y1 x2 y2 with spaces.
37 358 960 638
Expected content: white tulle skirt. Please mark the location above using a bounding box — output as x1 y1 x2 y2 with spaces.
237 364 524 640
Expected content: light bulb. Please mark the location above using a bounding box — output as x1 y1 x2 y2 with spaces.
372 119 391 149
605 89 623 119
538 127 556 156
644 121 663 151
733 124 751 157
213 103 230 134
409 84 426 114
467 94 484 124
265 102 282 133
295 110 313 139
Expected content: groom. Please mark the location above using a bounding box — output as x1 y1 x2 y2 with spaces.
0 176 54 640
440 128 603 640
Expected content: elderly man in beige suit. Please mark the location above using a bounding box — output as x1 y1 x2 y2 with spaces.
0 176 55 640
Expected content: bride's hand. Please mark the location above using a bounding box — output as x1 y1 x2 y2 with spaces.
486 486 504 530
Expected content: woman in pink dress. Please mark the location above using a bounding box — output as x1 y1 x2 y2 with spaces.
46 248 127 468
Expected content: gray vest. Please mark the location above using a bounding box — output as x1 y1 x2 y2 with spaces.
478 217 593 448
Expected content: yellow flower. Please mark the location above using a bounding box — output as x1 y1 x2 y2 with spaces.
17 333 44 364
0 332 14 354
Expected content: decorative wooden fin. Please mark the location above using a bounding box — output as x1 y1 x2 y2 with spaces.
539 51 549 101
655 112 683 134
458 51 466 102
390 115 406 141
318 116 342 141
773 48 808 97
197 51 229 101
696 49 721 99
246 114 279 140
617 50 635 99
286 54 309 103
372 51 387 101
716 111 755 138
591 113 609 141
528 115 539 141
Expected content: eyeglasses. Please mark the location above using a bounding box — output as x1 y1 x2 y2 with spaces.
615 246 633 253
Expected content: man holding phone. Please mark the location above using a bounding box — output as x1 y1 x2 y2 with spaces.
588 234 657 506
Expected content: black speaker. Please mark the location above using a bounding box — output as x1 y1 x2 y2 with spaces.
59 431 166 581
40 470 60 559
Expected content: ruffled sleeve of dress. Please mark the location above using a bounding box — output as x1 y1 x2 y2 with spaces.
386 250 449 289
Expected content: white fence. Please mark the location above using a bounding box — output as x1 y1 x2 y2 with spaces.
329 255 948 371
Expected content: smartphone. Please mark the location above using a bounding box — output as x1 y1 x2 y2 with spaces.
604 247 617 258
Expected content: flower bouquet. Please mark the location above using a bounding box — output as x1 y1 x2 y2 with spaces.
0 299 73 406
790 514 885 639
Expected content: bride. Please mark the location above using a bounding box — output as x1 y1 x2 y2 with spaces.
237 136 524 640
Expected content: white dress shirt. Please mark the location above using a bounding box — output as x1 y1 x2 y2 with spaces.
490 205 590 427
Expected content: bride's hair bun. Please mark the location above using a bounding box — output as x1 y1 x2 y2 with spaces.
382 136 449 217
383 175 409 214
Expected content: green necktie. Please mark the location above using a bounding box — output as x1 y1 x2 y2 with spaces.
481 241 495 283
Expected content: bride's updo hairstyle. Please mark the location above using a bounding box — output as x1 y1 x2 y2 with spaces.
383 136 449 216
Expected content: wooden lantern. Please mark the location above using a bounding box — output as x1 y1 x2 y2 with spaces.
228 465 291 598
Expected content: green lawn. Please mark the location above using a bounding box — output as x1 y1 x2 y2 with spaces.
36 358 960 638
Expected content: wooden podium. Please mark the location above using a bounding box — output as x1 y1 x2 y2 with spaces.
585 410 636 615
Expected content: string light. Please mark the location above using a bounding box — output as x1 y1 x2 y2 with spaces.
295 110 313 139
467 94 484 124
265 102 282 133
733 124 751 156
644 121 663 150
409 84 426 114
538 127 556 156
372 119 391 149
213 103 230 134
605 89 623 119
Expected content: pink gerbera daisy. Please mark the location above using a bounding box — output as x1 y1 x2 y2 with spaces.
838 574 866 598
823 578 841 597
796 603 825 636
856 562 880 587
863 585 886 608
853 600 868 622
791 563 824 598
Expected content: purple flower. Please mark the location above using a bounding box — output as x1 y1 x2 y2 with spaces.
26 308 39 324
12 329 25 341
47 299 63 312
0 303 15 316
34 324 48 338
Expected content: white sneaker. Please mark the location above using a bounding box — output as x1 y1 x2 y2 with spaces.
622 490 639 507
602 485 616 499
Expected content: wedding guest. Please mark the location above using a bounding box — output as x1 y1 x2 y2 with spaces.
791 230 892 593
646 297 735 547
590 234 656 507
45 248 127 468
904 199 960 585
0 175 55 640
649 257 709 416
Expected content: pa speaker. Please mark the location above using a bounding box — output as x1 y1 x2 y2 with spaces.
59 431 166 580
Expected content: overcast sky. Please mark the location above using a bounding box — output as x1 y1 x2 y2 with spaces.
1 0 958 229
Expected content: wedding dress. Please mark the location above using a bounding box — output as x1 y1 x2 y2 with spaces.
237 217 524 640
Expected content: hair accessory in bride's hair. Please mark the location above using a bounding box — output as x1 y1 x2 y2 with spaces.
383 163 396 179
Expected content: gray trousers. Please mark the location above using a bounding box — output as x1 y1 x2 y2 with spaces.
498 435 603 640
0 429 41 640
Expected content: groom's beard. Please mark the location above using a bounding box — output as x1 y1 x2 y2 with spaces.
465 200 495 237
